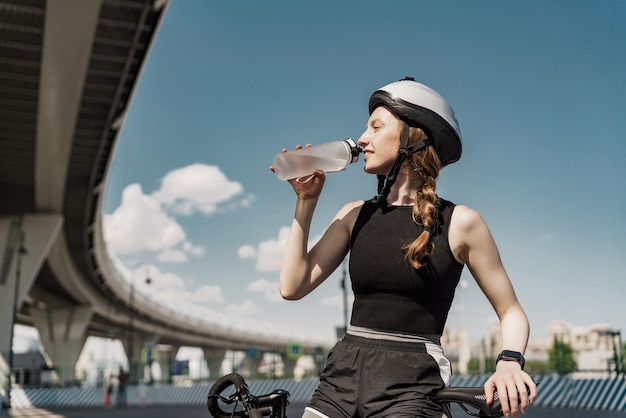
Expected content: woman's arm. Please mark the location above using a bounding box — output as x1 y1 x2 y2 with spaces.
277 169 362 300
449 205 537 418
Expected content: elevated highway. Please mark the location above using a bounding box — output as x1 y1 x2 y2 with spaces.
0 0 327 386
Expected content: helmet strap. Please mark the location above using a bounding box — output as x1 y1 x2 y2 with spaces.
375 122 433 204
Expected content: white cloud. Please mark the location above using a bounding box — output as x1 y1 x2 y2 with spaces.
182 241 205 256
239 194 256 208
152 163 244 216
130 264 185 291
103 184 185 254
256 227 291 272
103 164 246 259
103 179 212 258
245 227 323 273
123 265 224 310
158 242 205 262
248 278 282 303
158 249 188 263
238 245 256 258
192 285 225 303
225 299 258 316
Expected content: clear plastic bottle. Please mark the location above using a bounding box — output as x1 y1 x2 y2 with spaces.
272 138 362 181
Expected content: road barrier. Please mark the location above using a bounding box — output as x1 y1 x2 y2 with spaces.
1 375 625 412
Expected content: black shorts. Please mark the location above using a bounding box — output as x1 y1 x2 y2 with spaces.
306 333 451 418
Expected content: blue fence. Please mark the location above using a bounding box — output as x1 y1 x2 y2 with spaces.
1 375 625 412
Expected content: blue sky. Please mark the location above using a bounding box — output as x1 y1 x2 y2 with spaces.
93 0 626 349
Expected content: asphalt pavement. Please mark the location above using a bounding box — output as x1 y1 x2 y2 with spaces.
1 404 625 418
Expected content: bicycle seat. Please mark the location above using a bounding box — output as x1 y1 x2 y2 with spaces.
435 387 503 417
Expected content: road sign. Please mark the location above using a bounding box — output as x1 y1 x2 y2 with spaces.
246 346 259 358
286 343 303 360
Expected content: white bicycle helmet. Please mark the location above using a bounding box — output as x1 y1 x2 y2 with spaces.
369 77 462 202
369 77 462 167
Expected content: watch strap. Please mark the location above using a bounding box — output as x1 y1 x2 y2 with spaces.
496 350 525 369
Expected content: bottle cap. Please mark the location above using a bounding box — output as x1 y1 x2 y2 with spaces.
344 138 362 164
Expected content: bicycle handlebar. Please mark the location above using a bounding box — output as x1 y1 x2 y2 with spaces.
435 386 504 417
207 373 289 418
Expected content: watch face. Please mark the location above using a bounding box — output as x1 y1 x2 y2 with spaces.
502 350 522 359
497 350 525 368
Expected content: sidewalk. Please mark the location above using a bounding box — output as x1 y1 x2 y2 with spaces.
2 405 625 418
0 408 65 417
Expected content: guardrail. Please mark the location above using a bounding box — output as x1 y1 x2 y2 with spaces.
1 375 625 412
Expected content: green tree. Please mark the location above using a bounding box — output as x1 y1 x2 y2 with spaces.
548 336 577 375
524 360 551 375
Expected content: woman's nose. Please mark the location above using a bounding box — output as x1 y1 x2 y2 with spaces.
357 134 368 146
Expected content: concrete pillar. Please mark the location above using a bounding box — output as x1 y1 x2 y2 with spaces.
280 354 298 379
203 348 226 380
241 351 261 379
1 215 63 392
121 333 159 384
31 305 93 384
156 345 179 384
0 215 63 357
119 333 160 384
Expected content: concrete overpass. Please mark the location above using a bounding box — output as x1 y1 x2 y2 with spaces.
0 0 328 387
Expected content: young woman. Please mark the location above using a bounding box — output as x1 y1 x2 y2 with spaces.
272 77 537 418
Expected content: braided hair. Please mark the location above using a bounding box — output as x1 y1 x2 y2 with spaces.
401 127 442 269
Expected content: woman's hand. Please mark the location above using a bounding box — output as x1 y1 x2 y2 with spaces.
270 145 326 200
484 362 537 418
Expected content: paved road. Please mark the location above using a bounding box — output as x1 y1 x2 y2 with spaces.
2 404 625 418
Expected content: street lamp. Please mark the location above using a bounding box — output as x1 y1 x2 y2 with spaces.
336 258 348 339
599 329 623 376
2 230 27 410
127 263 151 385
341 258 348 334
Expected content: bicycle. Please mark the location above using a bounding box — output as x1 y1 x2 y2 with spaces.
206 372 518 418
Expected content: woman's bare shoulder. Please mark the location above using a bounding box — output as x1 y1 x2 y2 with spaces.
449 204 491 263
451 204 486 231
335 199 365 220
343 199 366 211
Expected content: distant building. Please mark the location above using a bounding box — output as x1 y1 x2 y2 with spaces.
10 351 57 387
443 320 623 377
545 321 622 376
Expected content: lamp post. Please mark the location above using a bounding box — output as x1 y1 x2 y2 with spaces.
127 263 151 385
342 259 348 333
2 231 27 410
600 329 623 376
338 258 348 338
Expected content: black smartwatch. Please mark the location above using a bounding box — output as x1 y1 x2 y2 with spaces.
496 350 525 369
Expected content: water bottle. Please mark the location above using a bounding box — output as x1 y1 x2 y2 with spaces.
273 138 362 181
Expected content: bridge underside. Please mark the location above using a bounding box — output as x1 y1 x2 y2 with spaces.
0 0 317 386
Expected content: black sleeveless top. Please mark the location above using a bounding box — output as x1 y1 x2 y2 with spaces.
349 198 464 336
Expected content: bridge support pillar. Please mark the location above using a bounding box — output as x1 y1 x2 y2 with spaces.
128 334 159 385
280 354 298 379
31 304 93 384
204 348 226 380
0 214 63 390
240 354 261 379
122 333 159 385
156 345 179 384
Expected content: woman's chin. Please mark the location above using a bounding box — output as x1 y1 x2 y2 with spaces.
363 164 389 176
